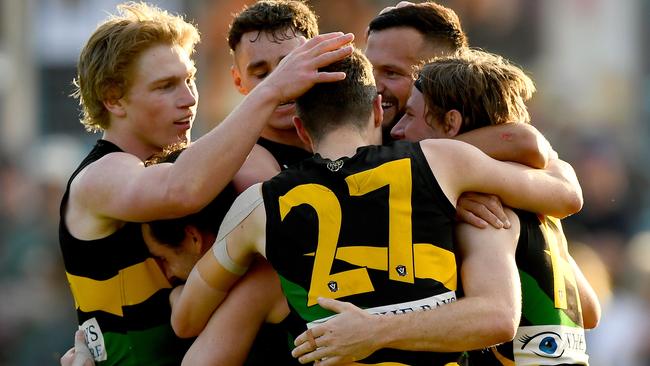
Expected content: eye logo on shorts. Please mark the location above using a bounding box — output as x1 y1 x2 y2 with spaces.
514 325 588 364
519 331 564 358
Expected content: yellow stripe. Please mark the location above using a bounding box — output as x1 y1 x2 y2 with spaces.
413 244 457 291
66 258 171 316
335 246 388 270
305 243 456 290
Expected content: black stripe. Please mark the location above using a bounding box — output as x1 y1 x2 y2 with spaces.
75 289 173 332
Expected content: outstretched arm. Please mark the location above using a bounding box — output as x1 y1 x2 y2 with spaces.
170 184 267 337
454 123 581 226
291 210 521 365
421 139 583 219
69 32 354 228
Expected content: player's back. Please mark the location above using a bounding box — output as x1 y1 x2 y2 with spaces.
262 141 463 366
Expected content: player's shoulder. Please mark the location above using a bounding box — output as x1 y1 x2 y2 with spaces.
73 151 142 191
419 138 471 151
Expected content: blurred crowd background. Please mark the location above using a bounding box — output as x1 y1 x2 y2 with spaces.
0 0 648 365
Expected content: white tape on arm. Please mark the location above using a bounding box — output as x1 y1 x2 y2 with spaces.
212 183 265 275
213 238 248 276
216 183 264 242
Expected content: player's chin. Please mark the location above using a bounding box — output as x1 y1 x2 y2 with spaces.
267 116 296 131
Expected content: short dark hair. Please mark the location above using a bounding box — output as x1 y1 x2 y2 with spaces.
368 2 467 52
295 48 376 142
228 0 318 52
144 144 237 248
417 49 535 133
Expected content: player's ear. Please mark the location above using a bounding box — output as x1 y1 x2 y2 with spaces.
184 225 204 255
230 65 248 95
444 109 463 137
373 94 383 128
293 116 313 149
372 94 384 127
103 86 127 118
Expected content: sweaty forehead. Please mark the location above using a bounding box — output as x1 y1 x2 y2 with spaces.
234 31 304 71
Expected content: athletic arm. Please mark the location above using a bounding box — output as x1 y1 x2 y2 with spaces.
570 256 601 329
181 258 289 365
542 157 583 217
421 139 583 219
453 123 579 226
455 123 552 169
291 209 521 364
69 33 354 224
170 184 268 337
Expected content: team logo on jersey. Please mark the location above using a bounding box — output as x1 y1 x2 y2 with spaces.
326 159 344 172
327 280 338 292
396 265 407 276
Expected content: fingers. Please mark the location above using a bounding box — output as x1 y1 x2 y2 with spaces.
297 346 331 365
306 328 317 351
308 33 354 74
479 195 509 229
292 339 310 359
72 329 94 366
74 329 87 348
264 32 354 102
296 32 353 63
457 193 510 229
316 297 351 312
293 325 326 354
293 330 322 361
60 348 75 366
456 209 488 229
306 32 354 56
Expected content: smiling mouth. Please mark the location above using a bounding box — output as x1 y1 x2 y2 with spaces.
381 101 395 110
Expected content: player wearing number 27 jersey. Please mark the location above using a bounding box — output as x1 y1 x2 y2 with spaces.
263 141 461 366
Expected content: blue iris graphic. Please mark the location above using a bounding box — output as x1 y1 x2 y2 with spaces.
519 331 565 358
539 336 558 354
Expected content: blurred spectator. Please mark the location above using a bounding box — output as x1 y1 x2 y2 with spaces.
0 135 84 364
586 231 650 366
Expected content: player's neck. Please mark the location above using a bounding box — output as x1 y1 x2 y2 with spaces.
314 127 372 161
102 129 167 161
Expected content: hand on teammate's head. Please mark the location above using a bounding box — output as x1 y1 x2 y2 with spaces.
259 32 354 104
